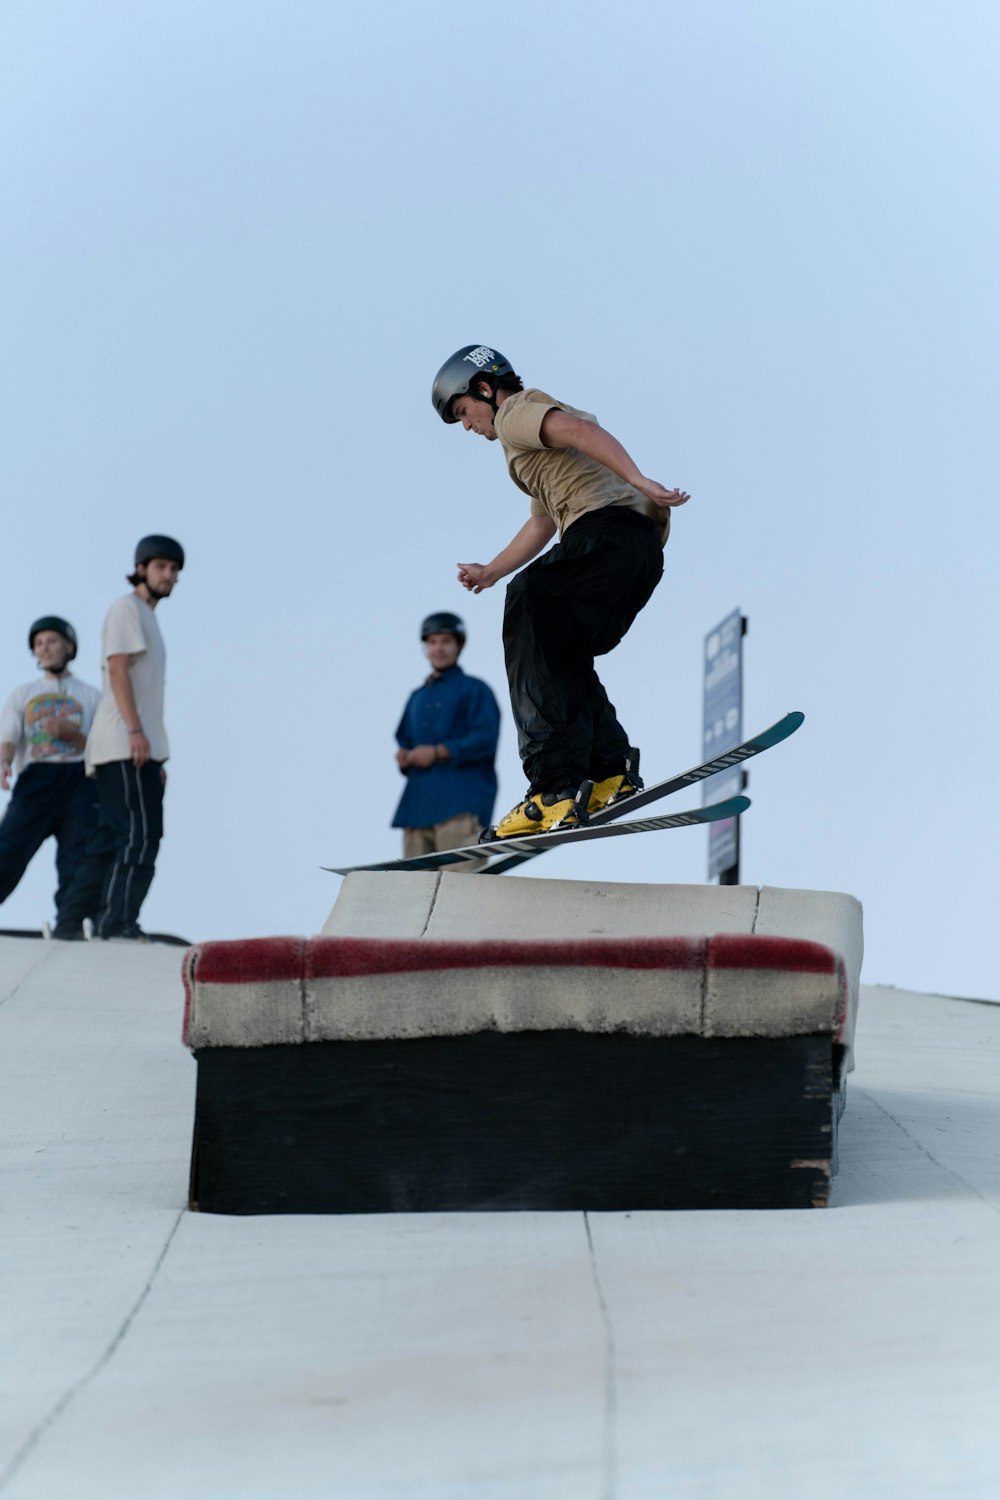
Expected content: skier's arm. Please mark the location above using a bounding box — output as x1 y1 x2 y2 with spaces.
0 691 21 791
539 408 690 508
38 713 86 750
107 655 150 767
457 515 556 594
0 740 15 792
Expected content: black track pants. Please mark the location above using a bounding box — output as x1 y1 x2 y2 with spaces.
57 760 165 934
0 763 99 916
503 506 663 793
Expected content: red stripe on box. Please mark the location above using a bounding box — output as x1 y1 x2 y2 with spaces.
305 937 707 978
184 935 843 992
707 935 838 974
192 937 307 985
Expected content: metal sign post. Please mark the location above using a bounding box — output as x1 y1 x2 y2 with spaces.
702 610 748 885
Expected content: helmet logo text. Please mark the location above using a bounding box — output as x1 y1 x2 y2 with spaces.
463 346 498 369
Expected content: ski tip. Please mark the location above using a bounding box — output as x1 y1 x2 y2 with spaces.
752 710 804 749
692 793 751 823
703 794 751 820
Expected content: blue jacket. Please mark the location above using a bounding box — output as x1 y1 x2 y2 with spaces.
392 665 500 830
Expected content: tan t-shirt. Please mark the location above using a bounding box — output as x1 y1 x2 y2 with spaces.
86 593 169 769
493 388 670 545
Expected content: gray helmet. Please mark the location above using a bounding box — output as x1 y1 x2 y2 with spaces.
432 345 515 423
135 534 185 569
29 616 78 661
421 611 466 645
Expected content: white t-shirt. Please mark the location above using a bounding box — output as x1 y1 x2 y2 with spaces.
0 674 102 776
86 593 169 769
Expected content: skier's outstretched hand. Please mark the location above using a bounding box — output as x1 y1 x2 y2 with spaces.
634 479 690 507
457 563 493 594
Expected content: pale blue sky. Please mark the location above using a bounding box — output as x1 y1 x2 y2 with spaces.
1 1 997 998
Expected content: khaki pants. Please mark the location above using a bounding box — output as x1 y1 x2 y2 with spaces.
403 813 485 873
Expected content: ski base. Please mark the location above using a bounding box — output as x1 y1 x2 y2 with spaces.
325 794 751 876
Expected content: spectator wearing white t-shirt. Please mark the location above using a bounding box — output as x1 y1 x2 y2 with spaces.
0 617 101 927
54 535 184 941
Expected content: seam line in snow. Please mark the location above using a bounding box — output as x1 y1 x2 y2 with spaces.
0 945 59 1012
862 1091 1000 1217
584 1212 618 1500
0 1208 185 1494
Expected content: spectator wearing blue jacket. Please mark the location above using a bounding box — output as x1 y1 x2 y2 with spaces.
393 612 500 867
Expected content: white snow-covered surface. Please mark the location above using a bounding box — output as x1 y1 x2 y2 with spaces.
2 938 1000 1500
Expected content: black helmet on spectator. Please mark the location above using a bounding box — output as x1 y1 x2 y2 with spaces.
134 534 185 569
29 616 78 661
432 345 516 423
420 611 466 646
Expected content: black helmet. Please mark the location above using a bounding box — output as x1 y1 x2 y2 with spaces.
29 616 78 661
432 345 515 424
135 534 185 569
420 611 466 645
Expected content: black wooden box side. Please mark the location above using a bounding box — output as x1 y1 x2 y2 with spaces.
189 1031 836 1215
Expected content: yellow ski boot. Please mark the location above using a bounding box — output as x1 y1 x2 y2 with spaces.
588 748 643 815
488 782 593 840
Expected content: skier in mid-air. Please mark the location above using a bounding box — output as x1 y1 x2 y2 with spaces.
431 344 690 839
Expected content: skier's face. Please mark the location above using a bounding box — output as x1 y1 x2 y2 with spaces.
32 631 72 674
424 633 461 672
140 558 181 600
451 394 497 440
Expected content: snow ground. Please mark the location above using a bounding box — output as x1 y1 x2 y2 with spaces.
1 938 999 1500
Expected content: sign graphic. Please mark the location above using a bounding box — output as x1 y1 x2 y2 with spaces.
702 609 746 880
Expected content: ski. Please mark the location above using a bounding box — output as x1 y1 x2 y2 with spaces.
325 794 751 876
482 709 803 875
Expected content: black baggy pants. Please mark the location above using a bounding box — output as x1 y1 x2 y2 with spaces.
503 506 664 793
0 763 99 918
57 760 165 936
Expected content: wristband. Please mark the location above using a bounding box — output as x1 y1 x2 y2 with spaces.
128 729 144 736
